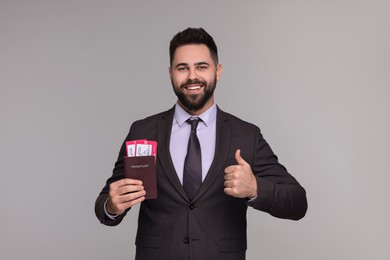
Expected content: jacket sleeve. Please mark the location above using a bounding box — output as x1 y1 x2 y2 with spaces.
250 127 308 220
95 193 128 226
94 128 133 226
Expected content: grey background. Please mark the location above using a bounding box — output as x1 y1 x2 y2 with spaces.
1 0 389 259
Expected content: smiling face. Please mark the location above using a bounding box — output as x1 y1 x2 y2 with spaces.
169 44 222 115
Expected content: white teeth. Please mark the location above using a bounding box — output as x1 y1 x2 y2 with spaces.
188 86 201 90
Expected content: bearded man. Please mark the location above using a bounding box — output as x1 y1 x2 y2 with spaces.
95 27 307 260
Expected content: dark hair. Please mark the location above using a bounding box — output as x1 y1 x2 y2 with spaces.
169 27 218 66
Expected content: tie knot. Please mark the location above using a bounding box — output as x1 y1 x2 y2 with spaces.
187 118 200 131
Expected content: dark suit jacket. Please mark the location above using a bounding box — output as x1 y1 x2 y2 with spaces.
95 106 307 260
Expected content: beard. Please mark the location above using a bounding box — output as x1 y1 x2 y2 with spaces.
172 76 217 113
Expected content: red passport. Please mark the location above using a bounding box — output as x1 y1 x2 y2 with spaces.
123 155 157 199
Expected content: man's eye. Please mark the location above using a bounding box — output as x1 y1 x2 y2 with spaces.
177 67 188 71
197 66 208 70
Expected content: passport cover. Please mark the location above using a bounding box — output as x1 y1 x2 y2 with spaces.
123 155 157 199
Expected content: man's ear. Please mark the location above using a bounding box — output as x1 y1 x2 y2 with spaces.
216 64 223 81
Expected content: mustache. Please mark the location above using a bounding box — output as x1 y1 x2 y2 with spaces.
180 79 207 88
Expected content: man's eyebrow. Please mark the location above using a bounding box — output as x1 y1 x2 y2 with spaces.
174 61 210 68
195 62 210 66
175 63 189 68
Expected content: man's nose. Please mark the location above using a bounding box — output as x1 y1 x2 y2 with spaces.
188 68 198 80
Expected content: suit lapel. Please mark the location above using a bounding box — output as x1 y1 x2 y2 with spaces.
194 108 231 200
157 106 232 202
156 108 189 199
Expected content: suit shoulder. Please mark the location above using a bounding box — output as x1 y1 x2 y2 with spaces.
125 107 173 139
132 107 173 126
218 108 260 131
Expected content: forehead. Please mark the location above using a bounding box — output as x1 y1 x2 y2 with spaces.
172 44 214 66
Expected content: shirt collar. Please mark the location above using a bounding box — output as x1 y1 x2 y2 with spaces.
174 103 217 127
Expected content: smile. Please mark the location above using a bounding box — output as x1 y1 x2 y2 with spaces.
186 85 202 90
184 85 204 94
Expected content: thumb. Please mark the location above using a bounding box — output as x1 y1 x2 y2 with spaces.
235 149 248 166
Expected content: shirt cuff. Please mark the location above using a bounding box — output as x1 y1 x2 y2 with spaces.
246 195 258 207
104 197 119 220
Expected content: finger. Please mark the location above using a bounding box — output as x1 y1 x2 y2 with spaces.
120 178 143 186
110 178 143 189
224 181 233 189
111 193 146 214
121 195 146 209
110 183 144 199
110 188 146 211
235 149 249 166
224 187 237 197
117 184 144 196
224 172 238 181
121 189 146 203
224 165 237 174
224 178 237 188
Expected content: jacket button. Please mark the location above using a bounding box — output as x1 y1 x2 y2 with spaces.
183 237 189 244
189 203 195 210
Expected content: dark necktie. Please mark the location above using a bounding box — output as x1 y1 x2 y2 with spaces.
183 118 202 200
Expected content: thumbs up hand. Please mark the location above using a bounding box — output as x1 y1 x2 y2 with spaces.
224 149 257 199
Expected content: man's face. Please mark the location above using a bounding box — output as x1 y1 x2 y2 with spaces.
169 44 222 115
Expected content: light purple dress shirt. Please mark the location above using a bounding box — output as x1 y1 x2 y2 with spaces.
170 103 217 184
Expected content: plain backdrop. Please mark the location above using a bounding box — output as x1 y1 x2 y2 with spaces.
1 1 389 259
